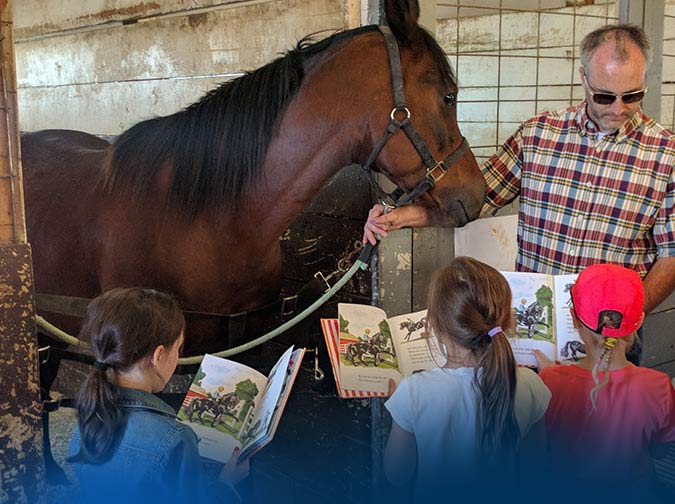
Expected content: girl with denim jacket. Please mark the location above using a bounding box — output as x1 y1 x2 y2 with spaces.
68 288 247 504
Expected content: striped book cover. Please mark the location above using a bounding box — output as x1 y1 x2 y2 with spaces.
320 318 387 399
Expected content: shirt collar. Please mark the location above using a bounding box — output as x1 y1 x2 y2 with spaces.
117 386 178 417
574 100 643 142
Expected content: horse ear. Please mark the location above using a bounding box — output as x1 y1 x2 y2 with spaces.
384 0 420 43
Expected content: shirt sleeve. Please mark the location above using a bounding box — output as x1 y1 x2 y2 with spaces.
653 168 675 258
515 367 552 436
481 122 526 215
385 376 415 433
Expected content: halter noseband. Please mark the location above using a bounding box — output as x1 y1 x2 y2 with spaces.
358 25 470 208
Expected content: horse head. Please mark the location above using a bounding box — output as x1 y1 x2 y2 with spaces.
367 0 485 226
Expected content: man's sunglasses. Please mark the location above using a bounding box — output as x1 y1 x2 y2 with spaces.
582 71 647 105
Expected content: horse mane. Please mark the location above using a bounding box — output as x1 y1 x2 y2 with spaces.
103 23 454 215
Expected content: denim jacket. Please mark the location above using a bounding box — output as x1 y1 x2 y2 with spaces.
69 387 236 504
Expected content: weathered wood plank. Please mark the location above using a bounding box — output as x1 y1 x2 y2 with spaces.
0 243 44 504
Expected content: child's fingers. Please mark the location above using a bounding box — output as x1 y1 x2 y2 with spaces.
387 378 397 396
219 447 250 485
532 350 556 369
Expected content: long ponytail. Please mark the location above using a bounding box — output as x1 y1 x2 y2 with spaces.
476 330 518 459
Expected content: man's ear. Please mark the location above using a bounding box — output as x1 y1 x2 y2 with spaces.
151 345 166 367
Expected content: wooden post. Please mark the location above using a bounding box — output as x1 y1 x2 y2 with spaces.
0 0 45 502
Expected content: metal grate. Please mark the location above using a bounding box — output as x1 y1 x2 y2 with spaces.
436 1 628 162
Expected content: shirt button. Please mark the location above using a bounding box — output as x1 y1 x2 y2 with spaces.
585 181 593 189
569 248 577 256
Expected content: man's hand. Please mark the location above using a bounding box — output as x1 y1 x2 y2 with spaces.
362 204 430 245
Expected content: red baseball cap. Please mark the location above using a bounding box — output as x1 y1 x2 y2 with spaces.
570 264 644 338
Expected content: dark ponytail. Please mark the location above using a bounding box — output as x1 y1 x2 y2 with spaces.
427 257 519 461
476 331 518 459
68 288 185 464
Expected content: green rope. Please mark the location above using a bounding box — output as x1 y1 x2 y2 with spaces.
34 258 368 365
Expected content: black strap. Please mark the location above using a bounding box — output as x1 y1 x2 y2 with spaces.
380 25 406 108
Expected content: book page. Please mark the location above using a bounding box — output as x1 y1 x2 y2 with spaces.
502 272 557 367
388 310 444 376
241 346 294 451
240 347 305 460
337 303 402 395
178 354 268 463
552 274 584 362
321 319 387 399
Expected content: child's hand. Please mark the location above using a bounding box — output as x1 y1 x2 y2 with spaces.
387 378 397 396
218 447 250 485
533 350 559 369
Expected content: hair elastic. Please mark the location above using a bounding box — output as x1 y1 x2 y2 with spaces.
487 326 502 338
94 360 110 371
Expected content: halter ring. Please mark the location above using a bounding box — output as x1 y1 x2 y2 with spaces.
390 106 411 123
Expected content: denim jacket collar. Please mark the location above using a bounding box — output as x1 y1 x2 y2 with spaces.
117 386 178 419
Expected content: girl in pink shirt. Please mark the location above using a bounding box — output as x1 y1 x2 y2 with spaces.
536 264 675 498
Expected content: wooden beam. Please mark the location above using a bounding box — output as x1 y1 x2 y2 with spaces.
0 1 45 502
0 0 24 242
347 0 361 28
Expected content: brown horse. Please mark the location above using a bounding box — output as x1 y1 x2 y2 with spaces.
22 0 484 356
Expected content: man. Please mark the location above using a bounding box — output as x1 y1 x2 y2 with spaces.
363 25 675 363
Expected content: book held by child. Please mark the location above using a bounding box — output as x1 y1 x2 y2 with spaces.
178 345 305 462
321 303 444 397
502 271 583 366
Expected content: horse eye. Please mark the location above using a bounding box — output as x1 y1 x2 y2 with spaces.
443 93 457 105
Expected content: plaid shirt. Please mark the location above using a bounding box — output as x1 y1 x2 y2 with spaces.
482 102 675 278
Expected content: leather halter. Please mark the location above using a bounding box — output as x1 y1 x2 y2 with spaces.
358 25 470 208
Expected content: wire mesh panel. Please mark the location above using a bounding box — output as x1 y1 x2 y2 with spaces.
436 1 622 163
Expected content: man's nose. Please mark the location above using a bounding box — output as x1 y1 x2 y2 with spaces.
610 97 629 114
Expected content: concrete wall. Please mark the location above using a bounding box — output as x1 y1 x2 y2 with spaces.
15 0 350 135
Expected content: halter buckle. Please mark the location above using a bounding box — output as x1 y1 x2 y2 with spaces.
426 161 447 184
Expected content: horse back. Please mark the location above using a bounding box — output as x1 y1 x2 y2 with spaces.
21 129 109 299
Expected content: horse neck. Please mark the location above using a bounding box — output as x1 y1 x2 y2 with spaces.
241 32 389 240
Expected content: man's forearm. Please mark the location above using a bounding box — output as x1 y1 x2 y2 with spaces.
643 256 675 314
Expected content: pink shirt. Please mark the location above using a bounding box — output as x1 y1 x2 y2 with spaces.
539 364 675 479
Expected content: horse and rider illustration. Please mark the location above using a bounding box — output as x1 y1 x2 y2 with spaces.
185 391 240 427
560 340 586 361
345 332 395 367
399 317 427 341
515 301 549 338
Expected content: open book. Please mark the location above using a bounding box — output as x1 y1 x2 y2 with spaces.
178 345 305 462
502 271 583 366
321 303 443 397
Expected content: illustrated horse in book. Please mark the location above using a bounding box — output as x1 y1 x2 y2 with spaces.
186 392 239 427
346 332 394 367
400 317 427 341
22 0 484 357
516 302 549 338
560 340 586 361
